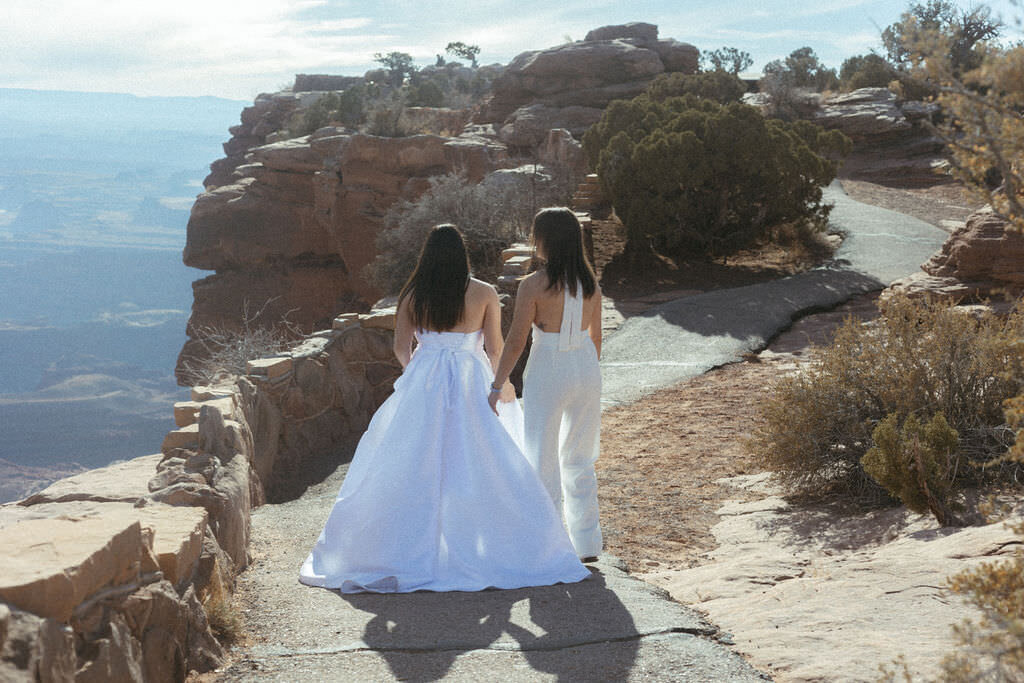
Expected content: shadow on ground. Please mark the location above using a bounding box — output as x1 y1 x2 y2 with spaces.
343 567 640 681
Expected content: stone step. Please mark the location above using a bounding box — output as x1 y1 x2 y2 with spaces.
502 255 533 275
246 356 293 379
0 501 208 620
162 423 199 453
501 244 533 262
173 397 235 428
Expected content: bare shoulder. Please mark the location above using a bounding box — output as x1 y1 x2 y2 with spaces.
517 271 545 296
468 277 498 300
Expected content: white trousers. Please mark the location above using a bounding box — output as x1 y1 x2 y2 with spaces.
522 329 603 557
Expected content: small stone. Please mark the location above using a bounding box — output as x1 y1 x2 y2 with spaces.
245 357 293 379
360 308 397 330
162 424 200 454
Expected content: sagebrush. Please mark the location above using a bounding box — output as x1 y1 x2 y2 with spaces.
750 294 1024 498
178 300 301 386
364 171 574 295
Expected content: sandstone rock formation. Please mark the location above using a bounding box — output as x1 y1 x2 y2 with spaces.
178 127 508 383
181 27 697 383
887 206 1024 303
0 492 225 681
479 22 698 134
815 88 945 185
644 473 1022 682
1 305 406 681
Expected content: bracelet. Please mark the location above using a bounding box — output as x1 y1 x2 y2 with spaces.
489 384 502 393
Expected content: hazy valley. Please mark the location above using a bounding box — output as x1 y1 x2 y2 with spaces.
0 88 246 501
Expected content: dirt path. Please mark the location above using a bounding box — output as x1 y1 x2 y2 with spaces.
596 293 882 573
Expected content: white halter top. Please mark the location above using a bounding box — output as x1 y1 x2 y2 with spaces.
558 283 586 351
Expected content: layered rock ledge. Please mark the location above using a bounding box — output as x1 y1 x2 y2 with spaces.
1 308 402 681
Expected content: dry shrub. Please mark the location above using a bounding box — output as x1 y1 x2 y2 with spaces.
365 170 571 295
750 294 1024 498
203 592 245 646
178 300 301 386
941 396 1024 681
862 412 961 524
942 520 1024 681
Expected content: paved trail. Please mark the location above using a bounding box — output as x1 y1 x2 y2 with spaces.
221 462 764 681
218 183 946 681
601 182 948 405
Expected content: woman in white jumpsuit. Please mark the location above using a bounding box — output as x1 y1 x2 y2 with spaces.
489 207 603 561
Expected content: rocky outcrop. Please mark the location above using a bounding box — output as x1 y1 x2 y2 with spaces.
178 126 508 383
923 207 1024 286
0 492 225 681
181 25 697 382
205 92 302 189
478 23 698 140
887 207 1024 303
816 88 945 186
1 305 406 681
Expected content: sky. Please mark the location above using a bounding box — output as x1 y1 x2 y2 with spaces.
1 0 1021 101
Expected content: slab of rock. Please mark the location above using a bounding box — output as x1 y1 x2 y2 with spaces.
0 512 153 622
18 453 162 506
814 87 912 142
0 501 207 614
643 474 1022 682
923 207 1024 287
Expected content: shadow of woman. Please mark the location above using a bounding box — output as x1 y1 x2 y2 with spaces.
506 568 640 681
340 588 518 682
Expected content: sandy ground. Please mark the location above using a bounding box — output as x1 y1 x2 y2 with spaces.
596 293 883 573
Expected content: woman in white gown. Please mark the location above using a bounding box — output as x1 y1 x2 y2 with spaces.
299 224 589 593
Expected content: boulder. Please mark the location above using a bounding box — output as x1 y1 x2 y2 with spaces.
655 39 700 73
538 128 586 178
17 453 161 506
443 126 510 182
498 104 603 147
923 207 1024 288
500 40 664 97
584 22 660 47
0 605 75 683
814 88 913 142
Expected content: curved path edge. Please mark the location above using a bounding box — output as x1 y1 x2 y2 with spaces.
601 182 949 405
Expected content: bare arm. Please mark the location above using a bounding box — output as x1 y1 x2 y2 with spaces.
589 285 602 360
492 276 537 388
393 295 415 368
481 285 504 372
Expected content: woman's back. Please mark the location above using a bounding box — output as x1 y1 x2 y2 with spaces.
521 271 601 338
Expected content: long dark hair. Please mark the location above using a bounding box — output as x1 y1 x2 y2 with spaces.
531 207 596 298
398 224 470 331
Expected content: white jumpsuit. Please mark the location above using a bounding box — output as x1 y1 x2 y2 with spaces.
521 285 603 558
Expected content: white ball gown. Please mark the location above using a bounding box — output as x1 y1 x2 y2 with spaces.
299 329 590 593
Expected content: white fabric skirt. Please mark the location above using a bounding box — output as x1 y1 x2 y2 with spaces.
299 329 589 593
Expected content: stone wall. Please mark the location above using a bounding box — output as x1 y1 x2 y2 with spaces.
0 308 401 681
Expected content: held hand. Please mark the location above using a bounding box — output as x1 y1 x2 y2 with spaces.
499 380 516 404
487 389 501 416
